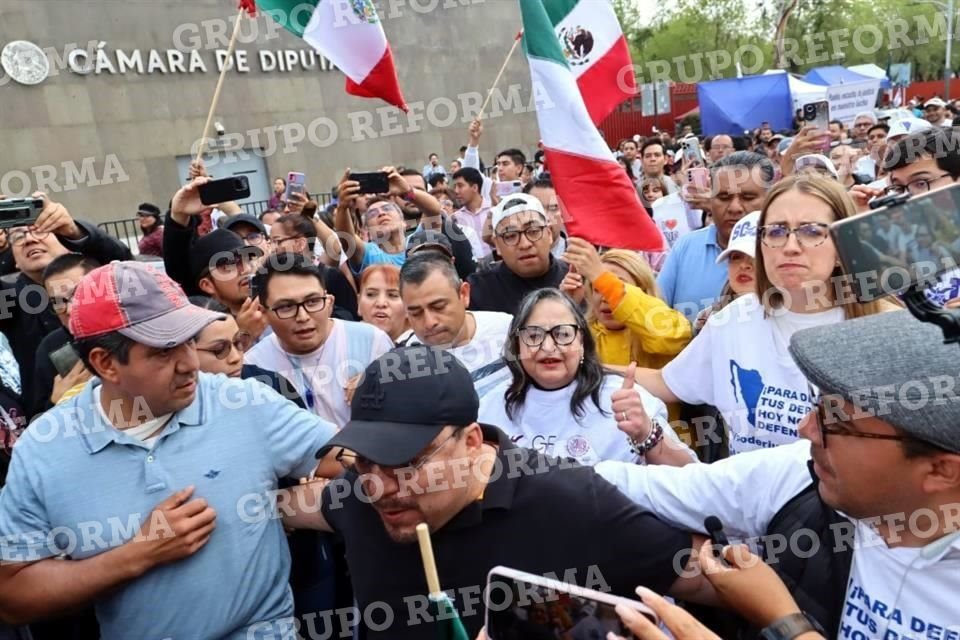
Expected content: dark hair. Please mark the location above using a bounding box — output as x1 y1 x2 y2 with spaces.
429 153 439 160
901 431 953 458
138 202 161 217
459 145 467 154
74 331 135 371
41 253 101 285
620 138 638 150
399 168 424 182
253 252 326 305
640 137 666 157
710 150 777 184
427 173 447 188
302 201 318 219
452 167 483 190
496 148 526 167
399 251 461 291
882 127 960 179
503 288 606 422
275 213 316 240
188 295 229 313
829 119 844 128
259 209 280 221
867 123 890 136
523 176 554 194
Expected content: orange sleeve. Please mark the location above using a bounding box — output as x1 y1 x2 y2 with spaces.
593 271 626 309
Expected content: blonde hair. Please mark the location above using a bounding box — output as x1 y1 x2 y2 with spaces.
754 175 894 319
586 250 660 363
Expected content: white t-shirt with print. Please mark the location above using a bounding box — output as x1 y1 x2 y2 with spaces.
478 374 692 466
406 311 512 399
245 319 393 428
662 294 844 455
652 193 702 250
597 442 960 640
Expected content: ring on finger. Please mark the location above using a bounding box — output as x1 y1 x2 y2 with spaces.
619 411 628 422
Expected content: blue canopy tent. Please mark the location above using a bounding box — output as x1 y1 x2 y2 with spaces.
697 73 794 136
803 65 891 89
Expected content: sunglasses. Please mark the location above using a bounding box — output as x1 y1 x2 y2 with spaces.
196 331 253 360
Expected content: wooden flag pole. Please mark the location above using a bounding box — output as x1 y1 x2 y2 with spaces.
477 30 523 121
194 7 246 164
416 523 443 597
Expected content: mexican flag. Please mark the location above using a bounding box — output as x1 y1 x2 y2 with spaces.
547 0 636 125
520 0 663 252
252 0 407 110
430 593 469 640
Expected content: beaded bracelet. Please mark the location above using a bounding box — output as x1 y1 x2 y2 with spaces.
628 420 664 457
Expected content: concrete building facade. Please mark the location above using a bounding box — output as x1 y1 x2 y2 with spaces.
0 0 540 224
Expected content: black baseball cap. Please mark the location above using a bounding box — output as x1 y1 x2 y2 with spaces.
406 229 454 259
223 214 267 235
189 229 263 285
137 202 161 218
316 345 492 465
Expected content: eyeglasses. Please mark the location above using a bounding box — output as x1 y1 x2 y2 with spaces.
196 331 253 360
335 430 460 475
8 228 49 246
811 388 924 450
883 174 953 197
759 223 831 249
239 232 265 246
497 225 546 246
517 324 580 348
270 295 329 319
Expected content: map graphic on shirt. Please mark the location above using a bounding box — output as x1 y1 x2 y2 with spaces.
730 360 764 429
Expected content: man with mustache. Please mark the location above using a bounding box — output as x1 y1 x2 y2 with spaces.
0 261 340 637
280 346 715 639
598 311 960 639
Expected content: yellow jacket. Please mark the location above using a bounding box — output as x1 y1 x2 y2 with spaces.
589 272 692 369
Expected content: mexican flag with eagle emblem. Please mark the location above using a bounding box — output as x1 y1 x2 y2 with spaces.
248 0 407 110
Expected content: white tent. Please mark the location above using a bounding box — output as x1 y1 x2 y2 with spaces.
763 69 827 112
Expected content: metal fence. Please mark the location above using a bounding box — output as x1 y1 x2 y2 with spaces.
96 196 340 251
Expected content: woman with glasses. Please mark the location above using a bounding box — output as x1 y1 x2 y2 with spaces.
633 175 897 457
478 289 695 467
189 296 305 408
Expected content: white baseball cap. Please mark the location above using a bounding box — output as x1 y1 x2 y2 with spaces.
794 154 840 180
924 97 947 108
716 211 761 264
887 117 932 141
491 193 546 231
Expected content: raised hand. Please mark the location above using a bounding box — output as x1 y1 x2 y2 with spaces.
611 362 652 442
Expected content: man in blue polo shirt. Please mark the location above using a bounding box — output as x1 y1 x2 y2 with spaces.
657 151 774 322
0 261 339 639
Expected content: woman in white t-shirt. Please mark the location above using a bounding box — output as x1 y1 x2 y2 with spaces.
478 288 695 467
636 175 897 456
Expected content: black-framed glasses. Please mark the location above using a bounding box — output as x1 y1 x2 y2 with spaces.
883 174 953 197
517 324 580 348
8 228 49 246
497 225 546 246
759 223 831 249
270 295 329 319
196 331 252 360
239 232 266 246
810 387 922 450
335 430 460 475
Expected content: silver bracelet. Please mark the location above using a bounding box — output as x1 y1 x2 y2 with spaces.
628 420 664 456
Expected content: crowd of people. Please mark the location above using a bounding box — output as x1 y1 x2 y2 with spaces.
0 101 958 640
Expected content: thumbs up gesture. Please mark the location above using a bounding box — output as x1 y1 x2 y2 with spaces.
611 362 652 441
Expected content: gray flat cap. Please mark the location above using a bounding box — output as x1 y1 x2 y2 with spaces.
789 310 960 453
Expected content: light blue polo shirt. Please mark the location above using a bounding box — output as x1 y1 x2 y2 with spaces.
0 373 336 639
656 225 729 323
355 242 406 273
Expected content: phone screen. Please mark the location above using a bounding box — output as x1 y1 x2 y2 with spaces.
495 181 523 197
802 101 831 151
49 343 81 378
286 172 306 201
485 570 654 640
682 139 702 167
832 184 960 302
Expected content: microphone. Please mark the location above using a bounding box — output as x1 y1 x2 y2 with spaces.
705 516 731 566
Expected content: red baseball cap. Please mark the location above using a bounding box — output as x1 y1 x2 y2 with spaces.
69 261 225 348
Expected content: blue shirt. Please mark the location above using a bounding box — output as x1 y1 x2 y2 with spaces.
656 225 728 323
0 373 336 639
357 242 406 273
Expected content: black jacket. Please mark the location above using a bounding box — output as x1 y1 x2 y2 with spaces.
28 327 71 420
466 257 568 315
0 248 16 277
241 364 306 409
0 220 132 387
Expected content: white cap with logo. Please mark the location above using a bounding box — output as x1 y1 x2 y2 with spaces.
716 211 761 263
490 193 547 232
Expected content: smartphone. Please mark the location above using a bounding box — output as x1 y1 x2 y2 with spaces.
49 343 81 378
286 171 306 201
198 176 251 206
0 198 44 230
686 167 710 191
495 181 523 197
802 100 831 151
831 184 960 302
682 137 703 167
349 171 390 195
484 566 658 639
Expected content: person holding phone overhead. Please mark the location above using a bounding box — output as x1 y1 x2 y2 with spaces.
334 167 442 273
